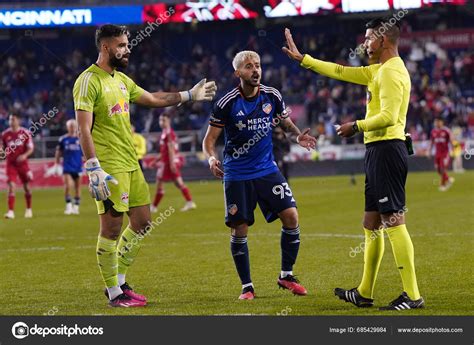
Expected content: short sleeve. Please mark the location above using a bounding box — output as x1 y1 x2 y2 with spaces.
272 88 287 119
209 102 226 128
22 130 34 150
57 137 64 151
73 72 98 112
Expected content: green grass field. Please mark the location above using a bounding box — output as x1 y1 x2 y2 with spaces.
1 171 473 316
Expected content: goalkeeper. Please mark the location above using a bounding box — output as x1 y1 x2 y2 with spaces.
74 24 216 307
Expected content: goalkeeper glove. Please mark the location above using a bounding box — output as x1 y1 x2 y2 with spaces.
179 78 217 102
85 158 118 201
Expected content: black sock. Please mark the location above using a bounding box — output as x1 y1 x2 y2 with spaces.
230 235 251 285
65 196 71 204
281 226 300 272
74 197 80 205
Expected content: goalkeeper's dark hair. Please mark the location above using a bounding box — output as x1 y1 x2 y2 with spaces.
95 24 129 51
365 16 401 44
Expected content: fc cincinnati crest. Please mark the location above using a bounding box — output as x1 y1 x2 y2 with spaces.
119 82 127 95
228 204 238 216
262 103 272 114
121 192 129 205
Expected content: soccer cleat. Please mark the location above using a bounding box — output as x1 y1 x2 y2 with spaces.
64 203 73 215
72 205 80 215
277 275 307 296
104 282 147 302
334 287 374 308
180 201 197 212
24 209 33 218
238 286 255 300
445 177 455 190
379 292 424 311
4 210 15 219
109 293 146 307
150 205 158 213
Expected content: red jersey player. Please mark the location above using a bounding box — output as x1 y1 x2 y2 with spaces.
1 114 34 218
429 118 454 191
151 113 196 212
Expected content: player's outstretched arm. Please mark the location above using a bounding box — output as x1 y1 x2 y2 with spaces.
136 79 217 108
282 28 372 86
76 110 118 201
203 125 224 179
279 116 317 151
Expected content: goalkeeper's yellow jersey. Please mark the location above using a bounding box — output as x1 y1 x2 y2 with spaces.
301 55 410 144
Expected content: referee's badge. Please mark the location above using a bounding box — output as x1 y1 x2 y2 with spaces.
121 192 129 205
262 103 273 114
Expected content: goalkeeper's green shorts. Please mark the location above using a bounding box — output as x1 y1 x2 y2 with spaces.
95 168 150 215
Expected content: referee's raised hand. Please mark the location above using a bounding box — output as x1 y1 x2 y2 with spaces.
282 28 304 62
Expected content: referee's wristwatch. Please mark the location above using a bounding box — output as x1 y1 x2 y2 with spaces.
352 121 359 134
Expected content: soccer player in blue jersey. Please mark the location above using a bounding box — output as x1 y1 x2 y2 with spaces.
54 119 83 215
203 51 317 300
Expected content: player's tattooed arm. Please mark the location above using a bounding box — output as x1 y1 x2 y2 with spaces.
279 117 317 151
136 91 182 108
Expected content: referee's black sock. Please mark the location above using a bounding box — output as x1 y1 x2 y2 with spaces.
230 235 252 287
281 225 301 274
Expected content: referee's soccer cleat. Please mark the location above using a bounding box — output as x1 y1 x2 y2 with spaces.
334 287 374 308
109 293 146 307
238 286 255 300
379 292 424 311
105 282 147 303
277 275 307 296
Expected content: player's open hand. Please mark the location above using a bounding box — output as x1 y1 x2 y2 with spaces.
190 79 217 102
208 156 224 179
336 122 358 138
297 128 317 151
85 158 119 201
282 28 304 62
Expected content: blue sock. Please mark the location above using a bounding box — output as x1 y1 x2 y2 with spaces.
230 235 251 285
281 226 300 272
74 197 80 205
65 196 71 204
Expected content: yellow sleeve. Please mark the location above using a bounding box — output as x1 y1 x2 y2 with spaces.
356 68 403 132
73 72 98 112
300 54 375 86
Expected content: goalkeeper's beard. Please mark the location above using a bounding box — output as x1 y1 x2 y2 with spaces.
109 53 129 69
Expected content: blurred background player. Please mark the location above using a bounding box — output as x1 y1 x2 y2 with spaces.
151 113 196 213
54 119 83 215
1 114 34 219
131 125 147 171
74 24 216 307
429 118 455 191
451 139 465 174
272 126 291 182
203 50 317 300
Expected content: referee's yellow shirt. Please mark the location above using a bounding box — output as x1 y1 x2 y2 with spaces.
301 55 410 144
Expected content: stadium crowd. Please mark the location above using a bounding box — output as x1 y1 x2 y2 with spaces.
0 22 473 150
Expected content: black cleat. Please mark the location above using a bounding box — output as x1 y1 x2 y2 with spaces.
379 292 424 311
334 287 374 308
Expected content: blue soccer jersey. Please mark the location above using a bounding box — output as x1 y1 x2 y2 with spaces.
58 135 83 173
209 85 287 181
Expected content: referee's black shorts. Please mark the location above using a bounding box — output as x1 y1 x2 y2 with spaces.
364 139 408 214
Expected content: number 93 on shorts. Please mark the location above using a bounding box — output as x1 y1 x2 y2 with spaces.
223 171 296 227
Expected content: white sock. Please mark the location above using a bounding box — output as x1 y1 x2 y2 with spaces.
118 273 126 286
242 282 254 289
280 271 293 278
107 286 123 300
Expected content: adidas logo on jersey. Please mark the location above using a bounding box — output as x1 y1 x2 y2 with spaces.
235 110 245 117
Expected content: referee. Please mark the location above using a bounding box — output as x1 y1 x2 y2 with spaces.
283 18 424 310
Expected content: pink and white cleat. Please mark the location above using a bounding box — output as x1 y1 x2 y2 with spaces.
238 286 255 300
109 293 146 307
105 282 147 303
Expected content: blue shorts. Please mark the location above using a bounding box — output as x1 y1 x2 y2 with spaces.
223 171 297 227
